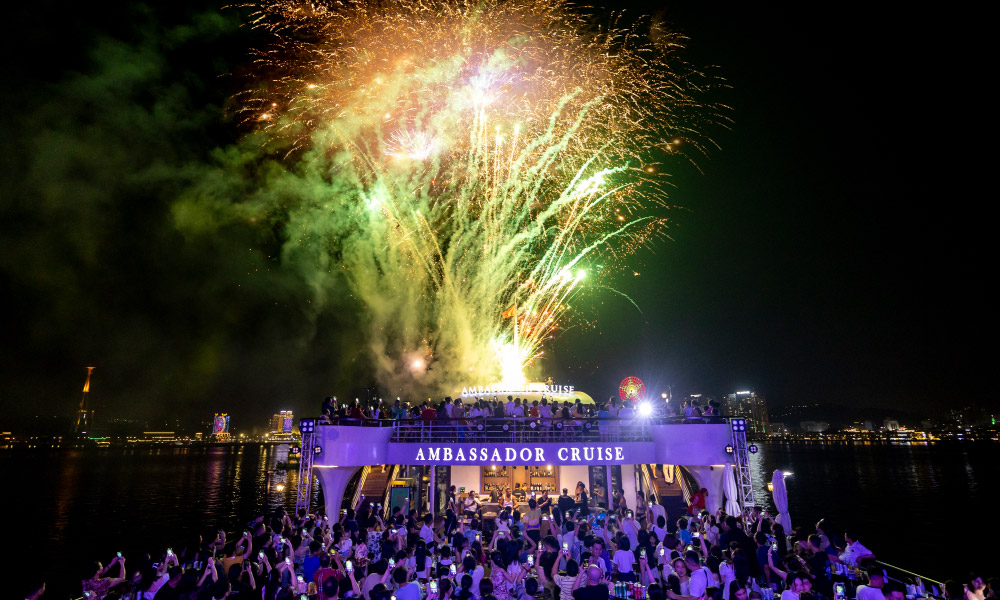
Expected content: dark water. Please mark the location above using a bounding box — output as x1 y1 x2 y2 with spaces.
0 444 305 600
749 442 997 582
1 442 995 599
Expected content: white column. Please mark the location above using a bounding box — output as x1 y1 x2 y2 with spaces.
621 465 638 514
314 466 361 518
429 466 436 515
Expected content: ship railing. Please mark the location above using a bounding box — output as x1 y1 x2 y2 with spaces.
873 561 945 599
386 416 730 443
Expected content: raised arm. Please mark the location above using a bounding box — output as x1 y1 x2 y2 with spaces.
767 549 788 583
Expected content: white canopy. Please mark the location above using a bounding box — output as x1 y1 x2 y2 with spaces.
771 469 793 532
723 463 741 516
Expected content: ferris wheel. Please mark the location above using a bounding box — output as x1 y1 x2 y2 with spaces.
618 376 646 402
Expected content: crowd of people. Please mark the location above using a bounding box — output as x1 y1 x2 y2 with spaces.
317 396 723 426
39 491 995 600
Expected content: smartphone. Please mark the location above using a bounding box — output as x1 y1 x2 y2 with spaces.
298 575 305 583
542 516 549 521
834 583 847 600
640 549 646 559
771 542 778 552
659 548 665 557
300 596 308 600
117 552 122 558
389 558 396 568
430 581 439 593
167 548 174 556
285 558 291 565
259 552 265 560
450 564 457 576
475 533 481 541
527 555 535 567
693 532 700 538
346 560 354 572
562 543 569 552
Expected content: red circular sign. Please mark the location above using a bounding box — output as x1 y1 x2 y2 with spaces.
618 376 645 402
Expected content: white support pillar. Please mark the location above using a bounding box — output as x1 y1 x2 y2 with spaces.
621 465 638 514
606 465 613 509
314 466 361 519
429 465 436 515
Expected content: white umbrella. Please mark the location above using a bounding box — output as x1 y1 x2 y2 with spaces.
723 463 741 516
771 469 793 532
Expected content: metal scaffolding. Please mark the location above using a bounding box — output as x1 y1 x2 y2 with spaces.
295 419 316 515
731 418 756 521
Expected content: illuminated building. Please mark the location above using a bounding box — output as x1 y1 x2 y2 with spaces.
725 390 770 437
270 410 295 441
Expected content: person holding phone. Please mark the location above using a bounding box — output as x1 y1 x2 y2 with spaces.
220 532 253 573
489 551 528 600
82 555 127 600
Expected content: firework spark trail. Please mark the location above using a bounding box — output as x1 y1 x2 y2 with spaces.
203 0 726 394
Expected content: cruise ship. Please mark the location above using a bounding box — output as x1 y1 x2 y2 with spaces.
292 384 757 521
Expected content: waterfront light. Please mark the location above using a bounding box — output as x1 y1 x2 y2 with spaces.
275 483 285 492
638 402 653 417
782 471 793 477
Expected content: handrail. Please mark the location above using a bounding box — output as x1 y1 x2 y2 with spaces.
875 561 943 585
318 415 733 427
638 463 657 505
350 465 371 511
675 465 693 505
874 560 945 596
387 416 657 443
381 465 401 520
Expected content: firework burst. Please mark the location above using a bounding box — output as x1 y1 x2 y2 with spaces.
223 0 725 393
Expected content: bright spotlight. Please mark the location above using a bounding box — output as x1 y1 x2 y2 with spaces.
638 402 653 417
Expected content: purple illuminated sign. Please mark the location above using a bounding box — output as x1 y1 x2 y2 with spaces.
386 442 655 465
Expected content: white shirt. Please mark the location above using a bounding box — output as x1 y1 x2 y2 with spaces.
780 591 798 600
613 549 635 574
719 562 736 600
839 541 873 566
468 564 485 596
420 524 435 543
856 586 884 600
505 401 515 415
689 566 712 598
622 519 640 550
652 525 668 541
395 581 422 600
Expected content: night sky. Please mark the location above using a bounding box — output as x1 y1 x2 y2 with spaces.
0 0 990 431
